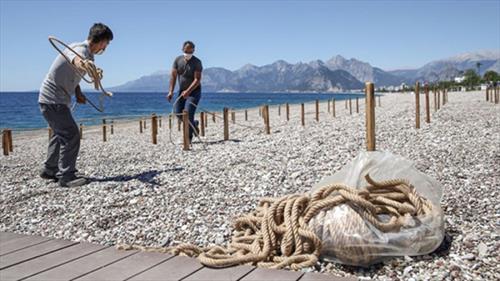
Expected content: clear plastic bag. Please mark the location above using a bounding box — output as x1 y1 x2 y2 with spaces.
308 151 445 266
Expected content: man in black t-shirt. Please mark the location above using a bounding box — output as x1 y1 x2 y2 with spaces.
167 41 203 143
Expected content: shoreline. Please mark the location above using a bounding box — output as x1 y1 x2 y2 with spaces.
3 93 369 133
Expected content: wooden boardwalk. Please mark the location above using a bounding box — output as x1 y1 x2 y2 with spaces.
0 232 356 281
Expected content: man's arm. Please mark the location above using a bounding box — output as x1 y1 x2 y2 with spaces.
181 71 202 97
75 85 86 104
169 69 177 94
167 69 177 102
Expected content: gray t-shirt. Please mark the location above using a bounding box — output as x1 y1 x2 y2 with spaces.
38 40 94 107
172 55 203 92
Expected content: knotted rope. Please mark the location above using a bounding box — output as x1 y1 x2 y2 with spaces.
48 36 113 112
117 174 437 269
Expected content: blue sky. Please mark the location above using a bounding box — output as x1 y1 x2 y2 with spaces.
1 0 499 91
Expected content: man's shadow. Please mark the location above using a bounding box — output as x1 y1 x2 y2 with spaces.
193 139 242 145
88 167 183 186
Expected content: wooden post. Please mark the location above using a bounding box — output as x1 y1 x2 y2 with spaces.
378 96 381 107
425 84 430 123
434 90 438 112
7 130 12 153
177 116 181 131
286 103 290 121
278 105 281 116
200 112 205 137
223 107 229 141
169 114 172 130
144 119 147 129
245 110 248 121
79 123 83 139
110 120 114 135
102 119 107 142
264 105 270 134
328 100 331 113
356 97 359 113
159 116 162 128
2 129 9 156
496 86 499 104
140 119 143 133
212 112 216 123
301 103 305 126
365 82 376 151
315 99 319 121
345 99 348 109
231 111 235 124
204 112 208 127
415 82 420 129
437 89 441 110
332 99 336 117
349 98 352 115
182 110 189 150
486 88 489 102
441 89 445 107
152 114 158 144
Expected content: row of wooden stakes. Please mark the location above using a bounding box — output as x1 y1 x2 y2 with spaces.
485 86 500 104
11 81 469 155
2 84 380 155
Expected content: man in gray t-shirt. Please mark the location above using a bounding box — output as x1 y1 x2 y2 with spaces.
167 41 203 143
38 23 113 187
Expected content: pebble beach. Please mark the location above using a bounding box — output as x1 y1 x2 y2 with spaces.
1 91 499 280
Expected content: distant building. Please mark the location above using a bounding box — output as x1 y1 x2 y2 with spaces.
454 76 465 83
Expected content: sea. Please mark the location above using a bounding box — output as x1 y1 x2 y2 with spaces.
0 91 365 130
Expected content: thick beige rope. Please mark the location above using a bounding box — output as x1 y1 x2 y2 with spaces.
117 174 436 270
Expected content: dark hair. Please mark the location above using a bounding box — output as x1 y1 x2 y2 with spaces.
88 23 113 43
183 41 195 49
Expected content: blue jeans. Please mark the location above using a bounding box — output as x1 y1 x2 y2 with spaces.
174 91 201 140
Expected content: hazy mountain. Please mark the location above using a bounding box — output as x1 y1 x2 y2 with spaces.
324 55 406 86
111 59 364 92
389 49 500 83
111 49 500 92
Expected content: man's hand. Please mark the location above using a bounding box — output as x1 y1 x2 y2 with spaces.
181 90 190 98
166 92 173 102
76 93 86 104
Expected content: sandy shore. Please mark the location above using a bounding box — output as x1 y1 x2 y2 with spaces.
1 91 499 280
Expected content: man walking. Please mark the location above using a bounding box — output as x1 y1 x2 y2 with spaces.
167 41 203 143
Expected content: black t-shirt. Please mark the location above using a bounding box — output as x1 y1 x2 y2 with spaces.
172 55 203 92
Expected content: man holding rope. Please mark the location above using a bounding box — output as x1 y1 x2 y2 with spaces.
167 41 203 143
38 23 113 187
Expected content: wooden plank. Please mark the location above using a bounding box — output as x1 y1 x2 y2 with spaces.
75 251 173 281
299 272 357 281
0 235 53 256
24 247 136 281
240 267 303 281
0 239 77 270
0 232 26 245
128 256 203 281
183 265 255 281
0 243 104 281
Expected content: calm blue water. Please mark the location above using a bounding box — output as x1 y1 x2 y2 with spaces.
0 91 364 130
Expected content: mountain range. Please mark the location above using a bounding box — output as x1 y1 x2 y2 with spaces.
110 49 500 92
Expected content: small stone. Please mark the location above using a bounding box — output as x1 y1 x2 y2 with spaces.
462 254 475 260
403 265 413 276
477 242 488 257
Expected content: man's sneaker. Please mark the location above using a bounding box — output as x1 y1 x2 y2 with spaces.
59 176 89 188
40 170 57 181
